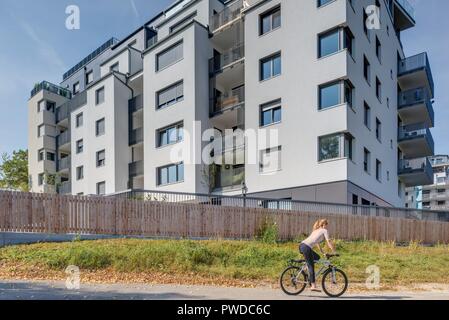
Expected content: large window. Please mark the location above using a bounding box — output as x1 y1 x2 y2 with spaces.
260 146 282 173
319 80 353 110
156 41 183 71
260 53 281 81
96 87 105 105
260 6 281 35
260 99 282 127
96 150 105 167
318 133 354 162
318 27 354 58
96 118 105 136
157 122 183 147
157 162 184 186
157 81 184 109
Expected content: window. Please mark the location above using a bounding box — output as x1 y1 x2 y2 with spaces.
318 27 353 58
319 80 353 110
260 6 281 35
76 139 83 154
376 118 382 141
46 152 55 162
96 181 106 195
157 122 184 147
318 0 334 7
157 163 184 186
96 150 106 167
364 148 371 173
38 100 55 113
76 166 84 180
376 36 382 61
76 113 83 128
96 87 105 105
38 173 44 186
157 81 184 109
110 62 119 72
364 102 371 129
364 56 371 83
170 12 197 34
363 9 370 38
260 146 282 173
38 149 44 162
376 77 382 101
260 99 282 126
437 189 446 193
260 53 281 81
96 118 105 136
156 41 183 71
318 133 354 162
73 82 80 95
38 100 46 113
86 70 93 85
438 201 446 206
37 124 44 137
376 159 382 181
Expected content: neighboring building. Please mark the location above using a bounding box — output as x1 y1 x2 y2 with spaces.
28 0 436 207
406 155 449 211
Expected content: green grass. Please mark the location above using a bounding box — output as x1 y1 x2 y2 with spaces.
1 239 449 285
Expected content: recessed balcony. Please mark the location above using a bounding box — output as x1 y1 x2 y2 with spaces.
398 157 433 187
129 95 143 114
129 127 143 146
398 123 434 159
398 53 434 98
209 44 245 79
210 164 245 191
210 86 244 116
129 160 144 178
56 130 71 151
57 156 71 172
398 88 434 127
210 0 244 35
57 181 72 195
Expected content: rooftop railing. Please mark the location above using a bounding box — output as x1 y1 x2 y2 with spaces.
31 81 72 99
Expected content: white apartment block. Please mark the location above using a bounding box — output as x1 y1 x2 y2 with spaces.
28 0 436 207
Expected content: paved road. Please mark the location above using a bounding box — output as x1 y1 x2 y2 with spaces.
0 280 447 300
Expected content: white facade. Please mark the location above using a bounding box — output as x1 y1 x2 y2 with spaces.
28 0 436 207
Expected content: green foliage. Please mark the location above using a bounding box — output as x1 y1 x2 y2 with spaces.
257 217 279 244
0 149 29 191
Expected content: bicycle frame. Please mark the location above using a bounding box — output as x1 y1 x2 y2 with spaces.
294 259 337 284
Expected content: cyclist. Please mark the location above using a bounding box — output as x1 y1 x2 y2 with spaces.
299 219 336 292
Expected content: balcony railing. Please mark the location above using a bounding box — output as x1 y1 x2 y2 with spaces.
57 157 71 172
398 88 434 124
57 182 72 195
211 86 245 114
210 0 244 33
398 123 434 143
129 127 143 146
56 130 71 147
398 157 433 177
56 90 87 123
398 53 434 97
209 44 245 75
31 81 72 99
129 161 144 178
395 0 415 21
212 165 245 190
129 95 143 113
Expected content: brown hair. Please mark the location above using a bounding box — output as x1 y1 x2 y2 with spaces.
313 219 329 231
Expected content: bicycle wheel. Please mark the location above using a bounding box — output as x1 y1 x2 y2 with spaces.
321 268 348 298
280 266 308 296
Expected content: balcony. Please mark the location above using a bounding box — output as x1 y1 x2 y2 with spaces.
398 88 434 127
129 161 144 178
398 123 434 159
57 156 71 172
31 81 72 100
211 164 245 191
57 182 72 195
209 44 245 76
210 0 244 34
129 127 143 146
393 0 415 31
210 86 244 115
129 95 143 113
398 157 433 187
398 53 434 98
56 130 71 150
56 90 87 124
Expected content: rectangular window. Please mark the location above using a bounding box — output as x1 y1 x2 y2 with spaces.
319 80 353 110
76 139 83 154
110 62 119 72
318 133 354 162
364 56 371 83
364 102 371 129
376 118 382 141
376 77 382 101
376 159 382 181
260 53 281 81
260 146 282 173
260 99 282 126
260 6 281 35
319 29 339 58
76 166 84 180
363 9 370 38
38 100 46 113
38 173 44 186
37 124 44 137
96 150 106 167
86 70 93 85
46 152 55 162
318 0 334 7
364 148 371 173
73 82 80 95
157 162 184 186
376 36 382 61
96 87 105 105
156 81 184 109
96 118 105 136
156 41 183 71
38 149 44 162
157 122 184 147
76 113 83 128
42 101 55 113
96 181 106 195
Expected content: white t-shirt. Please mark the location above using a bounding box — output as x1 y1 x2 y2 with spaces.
301 228 330 248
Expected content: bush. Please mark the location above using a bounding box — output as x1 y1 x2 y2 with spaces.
257 218 279 244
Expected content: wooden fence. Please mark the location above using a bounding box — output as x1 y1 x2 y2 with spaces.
1 191 449 244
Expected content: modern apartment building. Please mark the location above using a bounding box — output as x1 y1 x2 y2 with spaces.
406 155 449 211
28 0 436 207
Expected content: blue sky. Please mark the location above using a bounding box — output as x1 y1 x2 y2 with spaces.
0 0 447 156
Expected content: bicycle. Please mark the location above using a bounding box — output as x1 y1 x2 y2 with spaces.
279 254 348 298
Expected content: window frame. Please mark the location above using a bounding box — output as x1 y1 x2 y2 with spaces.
259 5 281 36
157 162 185 186
156 122 184 148
260 52 282 81
259 146 282 174
95 86 105 105
96 149 106 168
260 99 282 127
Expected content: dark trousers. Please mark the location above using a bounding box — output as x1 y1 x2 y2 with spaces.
299 243 320 284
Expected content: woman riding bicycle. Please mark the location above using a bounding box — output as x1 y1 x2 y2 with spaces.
299 219 336 292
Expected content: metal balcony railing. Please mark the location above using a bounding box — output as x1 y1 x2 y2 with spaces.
398 53 434 97
209 44 245 75
398 123 435 152
57 157 71 172
129 95 143 113
398 88 434 123
57 182 72 195
211 86 245 114
129 127 143 146
210 0 244 33
129 161 144 178
398 157 433 177
31 81 72 99
56 130 71 147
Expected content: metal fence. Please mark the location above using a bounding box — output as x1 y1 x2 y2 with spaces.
108 189 449 222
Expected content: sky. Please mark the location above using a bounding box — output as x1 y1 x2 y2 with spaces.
0 0 447 156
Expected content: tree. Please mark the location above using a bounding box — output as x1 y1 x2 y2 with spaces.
0 149 29 191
